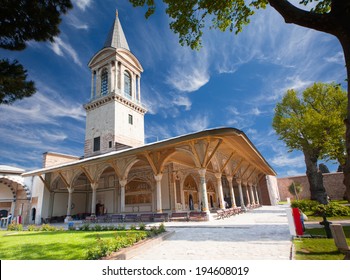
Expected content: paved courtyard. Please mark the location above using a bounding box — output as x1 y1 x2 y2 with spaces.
131 205 292 260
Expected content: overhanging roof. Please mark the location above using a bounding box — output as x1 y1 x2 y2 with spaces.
22 127 276 178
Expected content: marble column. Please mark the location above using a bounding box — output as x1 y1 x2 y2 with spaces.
119 179 127 213
198 168 209 213
237 179 246 211
244 182 251 207
66 187 74 218
227 176 236 207
254 184 260 205
215 173 225 209
91 182 98 216
154 174 163 213
249 183 256 205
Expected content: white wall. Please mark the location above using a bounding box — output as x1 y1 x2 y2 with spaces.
266 175 280 206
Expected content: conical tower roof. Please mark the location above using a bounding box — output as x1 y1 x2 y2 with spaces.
103 10 130 50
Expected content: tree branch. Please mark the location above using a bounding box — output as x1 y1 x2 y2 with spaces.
268 0 337 35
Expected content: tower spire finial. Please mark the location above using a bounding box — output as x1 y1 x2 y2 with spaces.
103 10 130 50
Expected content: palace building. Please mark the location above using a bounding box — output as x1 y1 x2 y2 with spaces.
0 12 278 225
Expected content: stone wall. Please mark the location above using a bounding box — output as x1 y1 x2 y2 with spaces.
278 172 346 201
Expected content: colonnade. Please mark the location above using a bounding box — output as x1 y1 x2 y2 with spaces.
58 168 262 222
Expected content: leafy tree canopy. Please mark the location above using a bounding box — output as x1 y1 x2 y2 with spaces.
0 0 72 50
0 59 35 105
272 82 347 164
288 181 303 197
0 0 72 105
319 163 330 173
129 0 333 49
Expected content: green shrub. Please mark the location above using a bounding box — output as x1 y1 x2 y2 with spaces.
130 224 137 230
92 224 102 231
40 224 57 231
86 232 148 260
80 223 90 231
138 223 146 230
27 225 39 231
158 223 166 233
313 202 350 217
117 224 126 231
291 200 319 212
7 223 23 231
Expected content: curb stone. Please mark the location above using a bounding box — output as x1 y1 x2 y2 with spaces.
102 230 175 260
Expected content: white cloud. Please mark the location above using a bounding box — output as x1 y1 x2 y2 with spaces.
286 169 303 176
250 107 261 116
66 14 89 30
75 0 92 11
325 51 345 64
173 96 192 111
49 37 82 66
227 106 240 115
271 153 305 168
173 114 210 136
167 65 210 93
0 91 85 125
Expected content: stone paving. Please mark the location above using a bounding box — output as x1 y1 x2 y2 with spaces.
130 205 292 260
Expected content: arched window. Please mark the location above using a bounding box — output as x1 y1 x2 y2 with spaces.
124 71 132 99
101 68 108 96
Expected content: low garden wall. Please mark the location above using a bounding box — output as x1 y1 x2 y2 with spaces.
278 172 346 201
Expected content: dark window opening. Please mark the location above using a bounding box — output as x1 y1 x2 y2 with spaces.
93 137 100 152
128 114 133 125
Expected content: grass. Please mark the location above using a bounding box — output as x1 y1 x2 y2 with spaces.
293 226 350 260
0 230 148 260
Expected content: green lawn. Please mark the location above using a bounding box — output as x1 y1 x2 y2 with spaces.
293 226 350 260
0 230 148 260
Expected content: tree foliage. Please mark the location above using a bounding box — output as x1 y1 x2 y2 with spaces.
0 59 35 105
319 163 330 173
128 0 336 49
273 82 346 203
288 181 303 199
272 83 347 164
0 0 73 105
0 0 73 50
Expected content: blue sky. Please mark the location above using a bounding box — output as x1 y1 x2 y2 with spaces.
0 0 347 176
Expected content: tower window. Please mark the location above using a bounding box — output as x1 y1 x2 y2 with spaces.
101 68 108 96
128 114 133 125
93 137 100 152
124 71 132 99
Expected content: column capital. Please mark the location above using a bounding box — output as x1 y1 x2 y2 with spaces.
119 178 127 187
214 173 222 179
67 187 75 194
91 182 98 190
154 173 163 182
226 175 233 181
236 178 242 184
198 168 206 177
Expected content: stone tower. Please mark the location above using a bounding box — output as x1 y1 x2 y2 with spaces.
84 11 147 158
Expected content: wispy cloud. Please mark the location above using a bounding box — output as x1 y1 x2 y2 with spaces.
75 0 92 11
66 14 89 30
166 50 210 92
270 153 305 168
49 37 82 66
173 96 192 111
325 51 345 64
173 114 210 136
0 90 85 125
